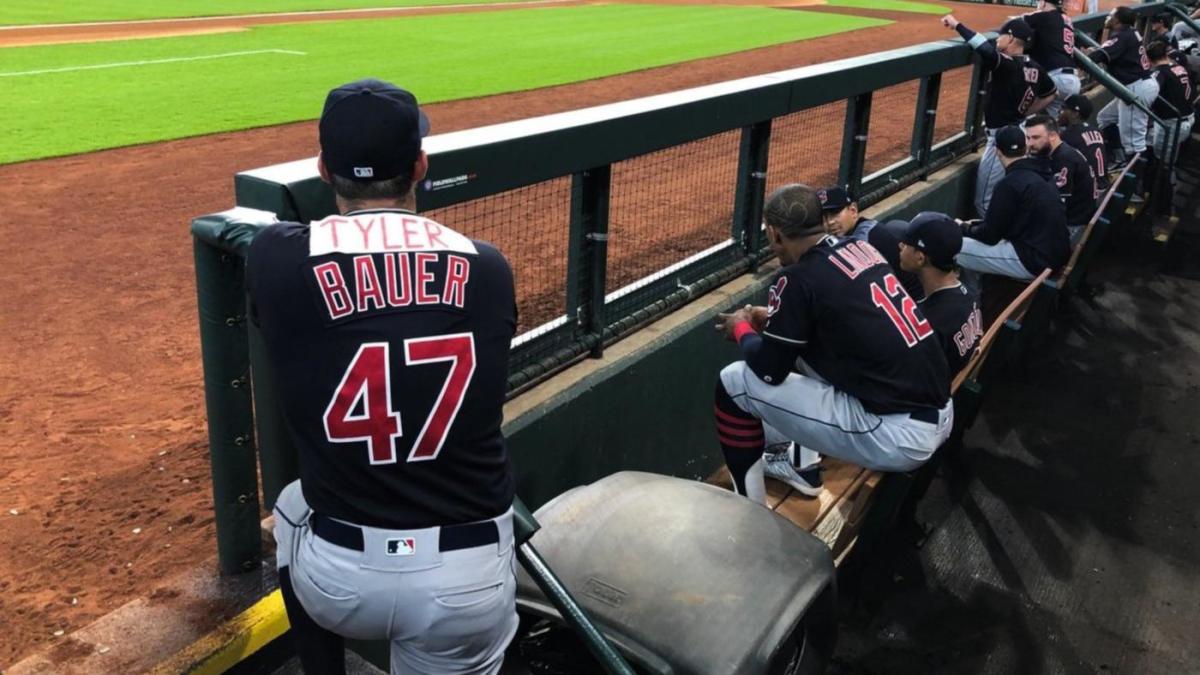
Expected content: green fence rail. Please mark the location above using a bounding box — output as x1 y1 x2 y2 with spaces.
192 3 1165 574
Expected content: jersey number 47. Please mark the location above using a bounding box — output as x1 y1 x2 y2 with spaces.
322 333 476 465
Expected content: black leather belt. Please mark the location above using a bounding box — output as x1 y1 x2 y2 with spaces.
310 513 500 553
909 408 940 424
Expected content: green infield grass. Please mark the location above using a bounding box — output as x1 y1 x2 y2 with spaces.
0 0 530 26
825 0 947 15
1 4 888 165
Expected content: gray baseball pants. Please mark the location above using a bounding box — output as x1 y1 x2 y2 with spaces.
1046 69 1081 119
975 129 1005 218
719 361 953 475
274 480 518 675
1097 78 1161 155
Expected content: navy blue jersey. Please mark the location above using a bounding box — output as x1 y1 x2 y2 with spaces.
760 237 949 414
865 222 925 302
918 283 983 378
1046 142 1097 227
1060 122 1111 195
245 209 517 529
1024 9 1076 72
957 24 1057 128
1152 62 1193 119
1094 27 1152 85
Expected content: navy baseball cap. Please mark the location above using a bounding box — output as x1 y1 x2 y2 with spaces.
1063 94 1094 119
319 79 431 182
817 185 855 212
1000 18 1034 42
902 211 963 270
996 124 1027 158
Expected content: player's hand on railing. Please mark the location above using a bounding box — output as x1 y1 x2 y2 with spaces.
941 14 959 30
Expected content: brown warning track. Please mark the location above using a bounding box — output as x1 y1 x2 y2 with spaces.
0 1 1020 666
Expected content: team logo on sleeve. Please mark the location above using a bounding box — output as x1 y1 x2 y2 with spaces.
767 276 788 316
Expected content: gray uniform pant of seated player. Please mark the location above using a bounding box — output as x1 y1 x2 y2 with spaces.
1097 78 1161 155
719 361 953 474
274 480 518 675
1046 69 1082 120
957 238 1036 290
975 129 1005 218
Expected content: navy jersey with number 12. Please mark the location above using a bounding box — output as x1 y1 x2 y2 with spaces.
246 209 516 530
762 237 949 414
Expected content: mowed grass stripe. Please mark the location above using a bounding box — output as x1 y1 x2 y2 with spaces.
824 0 947 15
0 0 529 26
1 5 887 165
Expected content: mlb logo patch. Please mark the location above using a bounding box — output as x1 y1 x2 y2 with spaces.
353 166 374 178
386 538 416 556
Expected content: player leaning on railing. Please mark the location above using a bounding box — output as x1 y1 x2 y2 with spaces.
940 14 1057 217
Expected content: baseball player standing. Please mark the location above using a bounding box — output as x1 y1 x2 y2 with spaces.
941 15 1058 216
713 184 952 505
897 213 983 377
1059 94 1112 196
956 125 1071 282
245 79 519 674
1024 0 1081 118
1025 113 1097 245
1088 7 1160 165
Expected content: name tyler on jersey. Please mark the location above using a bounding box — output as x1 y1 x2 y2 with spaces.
307 212 478 321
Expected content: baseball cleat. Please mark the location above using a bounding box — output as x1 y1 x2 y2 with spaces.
763 451 823 497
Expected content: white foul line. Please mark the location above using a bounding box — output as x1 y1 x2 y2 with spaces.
0 48 306 77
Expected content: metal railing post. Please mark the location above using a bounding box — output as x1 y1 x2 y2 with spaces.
964 61 987 142
732 120 772 267
912 73 943 177
566 167 612 359
838 92 872 195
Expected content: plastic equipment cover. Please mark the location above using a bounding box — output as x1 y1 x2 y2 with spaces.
515 471 836 675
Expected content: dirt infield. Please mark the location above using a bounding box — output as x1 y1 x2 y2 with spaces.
0 1 1016 665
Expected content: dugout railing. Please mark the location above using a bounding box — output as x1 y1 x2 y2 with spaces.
191 4 1167 574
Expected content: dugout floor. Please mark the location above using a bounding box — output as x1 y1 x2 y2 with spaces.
829 211 1200 670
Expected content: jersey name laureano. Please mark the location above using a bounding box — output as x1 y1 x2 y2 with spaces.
308 212 477 321
826 240 889 279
